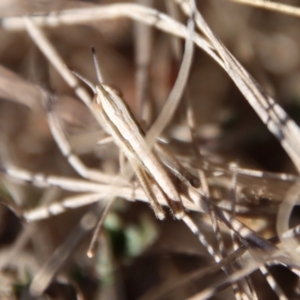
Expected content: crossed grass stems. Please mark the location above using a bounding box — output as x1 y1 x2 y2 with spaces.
1 1 300 299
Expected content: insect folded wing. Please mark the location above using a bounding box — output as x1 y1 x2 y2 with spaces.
94 84 185 219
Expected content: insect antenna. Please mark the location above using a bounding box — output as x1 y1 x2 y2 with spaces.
71 46 102 93
91 46 103 83
71 69 96 94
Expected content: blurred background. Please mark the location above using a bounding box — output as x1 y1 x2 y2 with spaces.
0 0 300 299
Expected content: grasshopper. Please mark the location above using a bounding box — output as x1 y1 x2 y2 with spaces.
80 47 199 220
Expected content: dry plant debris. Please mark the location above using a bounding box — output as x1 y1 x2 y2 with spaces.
1 0 300 299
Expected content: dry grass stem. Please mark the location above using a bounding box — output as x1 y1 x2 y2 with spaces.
228 0 300 18
1 1 300 299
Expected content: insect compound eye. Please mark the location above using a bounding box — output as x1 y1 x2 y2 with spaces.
104 84 123 98
113 88 123 98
